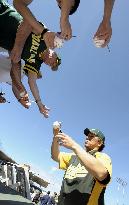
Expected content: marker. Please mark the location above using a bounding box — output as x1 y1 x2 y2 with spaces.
57 32 77 38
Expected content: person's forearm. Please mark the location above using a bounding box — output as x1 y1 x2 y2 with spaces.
28 72 50 117
12 83 23 101
14 20 32 49
60 0 71 21
10 62 26 92
103 0 115 23
51 137 60 162
13 0 44 34
12 81 30 109
72 143 108 181
28 71 42 102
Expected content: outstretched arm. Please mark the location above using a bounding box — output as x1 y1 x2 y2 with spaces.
10 61 27 95
103 0 115 23
10 20 32 63
13 0 56 48
27 71 50 117
60 0 73 40
51 127 61 162
13 0 45 35
93 0 115 47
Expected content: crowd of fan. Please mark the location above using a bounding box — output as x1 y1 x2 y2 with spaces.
31 190 58 205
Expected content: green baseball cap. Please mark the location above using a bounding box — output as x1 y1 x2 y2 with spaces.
84 128 105 143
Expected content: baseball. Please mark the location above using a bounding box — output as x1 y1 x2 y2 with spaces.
53 121 61 129
93 38 105 48
54 36 64 48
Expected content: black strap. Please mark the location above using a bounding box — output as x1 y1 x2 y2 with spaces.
41 28 49 37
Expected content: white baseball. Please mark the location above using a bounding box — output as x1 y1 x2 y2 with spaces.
54 36 64 48
53 121 61 129
93 38 105 48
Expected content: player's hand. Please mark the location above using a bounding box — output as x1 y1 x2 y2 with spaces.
93 20 112 48
53 127 60 136
43 32 56 49
55 132 76 150
10 46 23 63
60 19 72 40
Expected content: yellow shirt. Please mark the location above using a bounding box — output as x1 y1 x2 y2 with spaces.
58 151 112 205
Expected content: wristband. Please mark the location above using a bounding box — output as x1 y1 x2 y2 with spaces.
41 28 49 37
35 99 42 104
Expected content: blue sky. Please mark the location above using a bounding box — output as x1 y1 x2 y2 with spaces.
0 0 129 204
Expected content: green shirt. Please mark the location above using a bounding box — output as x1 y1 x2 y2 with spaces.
0 0 22 51
22 31 47 75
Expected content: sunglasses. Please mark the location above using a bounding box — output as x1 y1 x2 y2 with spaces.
56 56 61 66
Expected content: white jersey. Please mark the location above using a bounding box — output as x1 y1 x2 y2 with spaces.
0 47 24 84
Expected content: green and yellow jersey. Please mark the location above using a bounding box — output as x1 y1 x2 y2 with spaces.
58 151 112 205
